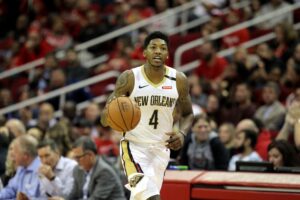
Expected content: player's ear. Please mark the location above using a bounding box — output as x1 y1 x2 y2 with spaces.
143 50 146 57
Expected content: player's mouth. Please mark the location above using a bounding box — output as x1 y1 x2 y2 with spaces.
153 56 162 63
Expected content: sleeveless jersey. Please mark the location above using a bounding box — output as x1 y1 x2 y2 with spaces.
126 65 179 144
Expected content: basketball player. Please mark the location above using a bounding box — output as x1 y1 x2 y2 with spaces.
101 31 194 200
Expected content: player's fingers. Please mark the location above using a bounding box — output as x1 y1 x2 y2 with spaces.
165 132 176 137
165 136 178 143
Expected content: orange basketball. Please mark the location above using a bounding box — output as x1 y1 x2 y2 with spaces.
107 96 141 132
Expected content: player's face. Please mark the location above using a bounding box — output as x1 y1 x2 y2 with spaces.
144 39 168 67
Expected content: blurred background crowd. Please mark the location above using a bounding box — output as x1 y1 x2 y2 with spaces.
1 0 300 198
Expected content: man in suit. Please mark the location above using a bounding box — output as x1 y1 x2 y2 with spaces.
67 136 126 200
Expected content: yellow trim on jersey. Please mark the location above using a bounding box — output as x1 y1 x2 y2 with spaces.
141 65 169 88
121 140 142 176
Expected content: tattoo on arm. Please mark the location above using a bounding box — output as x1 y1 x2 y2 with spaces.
176 72 194 135
177 72 193 116
101 70 133 126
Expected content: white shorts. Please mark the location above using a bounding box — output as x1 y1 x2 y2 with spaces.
120 139 170 200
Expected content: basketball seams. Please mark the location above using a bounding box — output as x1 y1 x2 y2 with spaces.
107 97 140 132
107 102 124 132
117 97 130 131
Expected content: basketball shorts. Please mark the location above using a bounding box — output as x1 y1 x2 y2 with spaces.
120 139 170 200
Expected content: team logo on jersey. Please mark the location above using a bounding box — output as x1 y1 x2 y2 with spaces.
162 86 172 89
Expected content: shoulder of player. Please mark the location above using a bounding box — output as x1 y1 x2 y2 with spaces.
175 71 188 86
175 71 189 96
115 70 134 96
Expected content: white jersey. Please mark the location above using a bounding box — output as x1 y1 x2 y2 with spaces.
126 65 178 144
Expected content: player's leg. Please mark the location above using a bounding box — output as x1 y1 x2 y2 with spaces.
120 139 144 178
120 140 160 199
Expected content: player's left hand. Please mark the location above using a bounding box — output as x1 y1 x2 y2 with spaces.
165 131 184 151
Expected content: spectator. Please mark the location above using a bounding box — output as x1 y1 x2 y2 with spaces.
27 127 43 141
125 0 154 25
221 82 257 125
37 139 77 197
0 127 9 176
63 48 92 104
44 15 73 50
205 94 221 126
31 52 60 94
193 0 226 18
251 43 283 85
130 28 148 66
31 102 57 133
13 29 53 67
149 0 177 33
224 47 258 83
18 105 35 129
13 15 29 44
193 41 228 84
254 82 286 132
73 118 93 137
228 129 262 171
276 97 300 150
78 10 108 54
257 0 292 30
189 75 208 108
0 89 13 109
271 23 298 64
236 118 272 161
66 136 126 200
46 68 67 109
218 123 235 150
0 135 41 199
94 125 119 163
221 9 250 49
5 118 26 138
82 102 101 138
268 140 300 169
179 115 229 170
0 139 16 188
281 57 300 91
59 101 77 142
28 102 71 156
64 48 89 84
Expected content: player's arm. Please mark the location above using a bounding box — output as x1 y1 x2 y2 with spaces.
176 71 194 136
166 72 194 150
100 70 134 127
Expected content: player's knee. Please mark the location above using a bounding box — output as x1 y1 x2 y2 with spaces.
146 195 160 200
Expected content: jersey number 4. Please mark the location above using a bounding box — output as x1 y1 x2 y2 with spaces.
149 110 158 129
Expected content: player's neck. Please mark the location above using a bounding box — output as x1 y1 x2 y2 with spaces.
144 63 166 84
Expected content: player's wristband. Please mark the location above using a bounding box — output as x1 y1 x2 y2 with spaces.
179 130 186 137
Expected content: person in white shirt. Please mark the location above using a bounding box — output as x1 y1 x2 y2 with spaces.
228 129 262 171
37 139 77 198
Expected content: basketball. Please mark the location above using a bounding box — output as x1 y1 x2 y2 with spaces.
107 96 141 132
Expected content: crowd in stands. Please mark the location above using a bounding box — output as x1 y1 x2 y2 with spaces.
1 0 300 199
